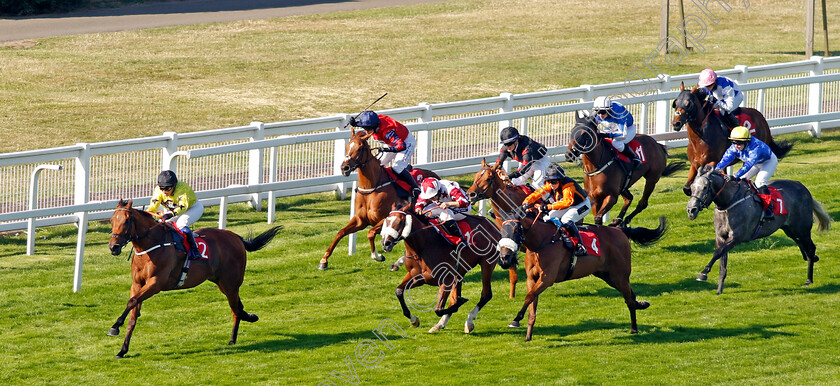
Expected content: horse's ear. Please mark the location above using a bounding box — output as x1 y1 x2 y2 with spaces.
127 199 133 208
481 158 487 167
691 85 698 92
391 202 398 210
360 131 374 141
679 81 685 91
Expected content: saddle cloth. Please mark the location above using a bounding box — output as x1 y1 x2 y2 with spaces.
170 227 209 260
604 138 646 164
429 218 473 246
565 229 601 257
383 167 433 194
756 186 787 215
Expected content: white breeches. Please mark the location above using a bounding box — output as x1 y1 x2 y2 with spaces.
609 124 637 152
742 153 778 188
377 132 416 174
168 201 204 230
421 203 468 223
511 156 551 187
544 198 591 224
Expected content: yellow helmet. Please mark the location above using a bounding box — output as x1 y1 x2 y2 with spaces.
729 126 751 142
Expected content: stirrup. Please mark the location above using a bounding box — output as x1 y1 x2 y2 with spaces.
574 243 587 256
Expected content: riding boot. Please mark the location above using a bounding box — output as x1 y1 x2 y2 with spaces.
181 226 201 260
442 220 465 246
563 221 588 256
397 168 421 200
620 146 641 171
724 109 740 128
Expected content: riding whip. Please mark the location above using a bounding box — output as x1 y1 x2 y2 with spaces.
344 93 388 129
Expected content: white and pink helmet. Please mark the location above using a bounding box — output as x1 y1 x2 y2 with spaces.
419 177 442 200
698 68 718 87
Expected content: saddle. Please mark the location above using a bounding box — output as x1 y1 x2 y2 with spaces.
169 225 208 260
604 138 645 165
750 184 787 216
429 218 473 246
551 226 601 257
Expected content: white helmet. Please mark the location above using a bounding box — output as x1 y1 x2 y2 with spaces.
594 96 612 113
419 177 442 200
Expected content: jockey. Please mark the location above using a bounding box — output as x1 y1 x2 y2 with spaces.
715 126 778 220
350 110 421 199
698 68 744 128
147 170 204 259
415 177 471 245
521 164 590 256
496 126 551 189
593 96 641 172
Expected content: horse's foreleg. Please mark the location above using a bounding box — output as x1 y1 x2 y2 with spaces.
509 277 552 335
508 267 518 298
613 190 635 226
115 302 142 358
367 218 387 262
396 273 424 327
683 164 698 196
717 252 729 295
524 295 539 342
321 216 368 270
594 195 618 226
621 176 659 226
109 278 162 338
465 264 495 334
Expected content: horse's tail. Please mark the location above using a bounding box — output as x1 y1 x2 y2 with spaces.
621 215 668 246
769 138 794 159
812 198 832 232
241 225 283 252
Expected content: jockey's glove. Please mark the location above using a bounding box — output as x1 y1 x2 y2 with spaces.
508 170 522 179
377 146 393 153
349 116 358 127
518 204 530 214
161 213 174 220
539 203 549 213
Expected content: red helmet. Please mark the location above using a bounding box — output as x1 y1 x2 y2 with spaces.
419 177 441 200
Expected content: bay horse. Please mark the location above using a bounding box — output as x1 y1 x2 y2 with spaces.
497 210 667 341
671 82 792 196
320 129 438 270
106 199 282 358
686 165 831 294
380 204 501 333
464 158 530 298
566 111 684 226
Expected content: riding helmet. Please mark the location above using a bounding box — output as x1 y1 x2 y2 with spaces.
355 111 380 130
157 170 178 188
500 126 520 145
593 96 612 114
698 68 718 87
419 177 441 200
545 164 566 182
729 126 751 143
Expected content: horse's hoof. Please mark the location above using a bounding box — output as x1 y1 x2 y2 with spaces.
115 354 123 359
244 313 259 323
317 262 328 270
508 321 520 328
229 340 236 345
371 253 385 262
631 328 639 334
610 218 623 226
107 327 120 336
410 315 420 328
810 255 820 262
428 325 441 333
696 273 708 281
637 300 650 310
465 323 475 334
389 264 400 272
804 280 813 287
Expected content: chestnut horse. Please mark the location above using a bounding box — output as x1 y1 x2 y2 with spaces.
465 158 530 298
380 205 501 333
566 112 684 226
671 82 792 196
498 210 667 341
320 130 438 270
107 199 281 358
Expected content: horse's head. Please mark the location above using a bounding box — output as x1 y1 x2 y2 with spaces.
466 158 505 203
380 204 414 252
108 199 135 256
497 217 523 269
341 131 376 176
566 111 600 163
686 164 727 220
671 83 707 132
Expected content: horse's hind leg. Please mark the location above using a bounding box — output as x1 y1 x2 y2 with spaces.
465 264 494 334
217 277 256 345
612 190 634 226
620 176 659 226
782 226 819 286
594 271 649 334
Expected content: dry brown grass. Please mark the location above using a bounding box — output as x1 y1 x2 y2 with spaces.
0 0 836 153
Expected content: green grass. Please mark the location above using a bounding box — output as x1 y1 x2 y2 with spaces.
0 130 838 384
1 0 838 153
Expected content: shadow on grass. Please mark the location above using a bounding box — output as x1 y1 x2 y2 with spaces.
491 318 794 345
229 328 406 353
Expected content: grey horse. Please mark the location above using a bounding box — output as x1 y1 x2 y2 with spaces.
686 164 831 294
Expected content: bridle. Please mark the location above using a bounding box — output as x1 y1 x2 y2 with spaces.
470 168 499 201
673 91 715 137
342 138 376 174
110 208 163 251
689 172 732 211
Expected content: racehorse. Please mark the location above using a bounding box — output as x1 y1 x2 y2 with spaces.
320 129 438 270
497 210 667 341
566 111 684 226
107 199 281 358
380 204 501 333
465 158 530 298
671 82 792 196
686 165 831 294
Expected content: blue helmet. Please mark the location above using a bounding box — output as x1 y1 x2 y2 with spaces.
355 111 380 129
